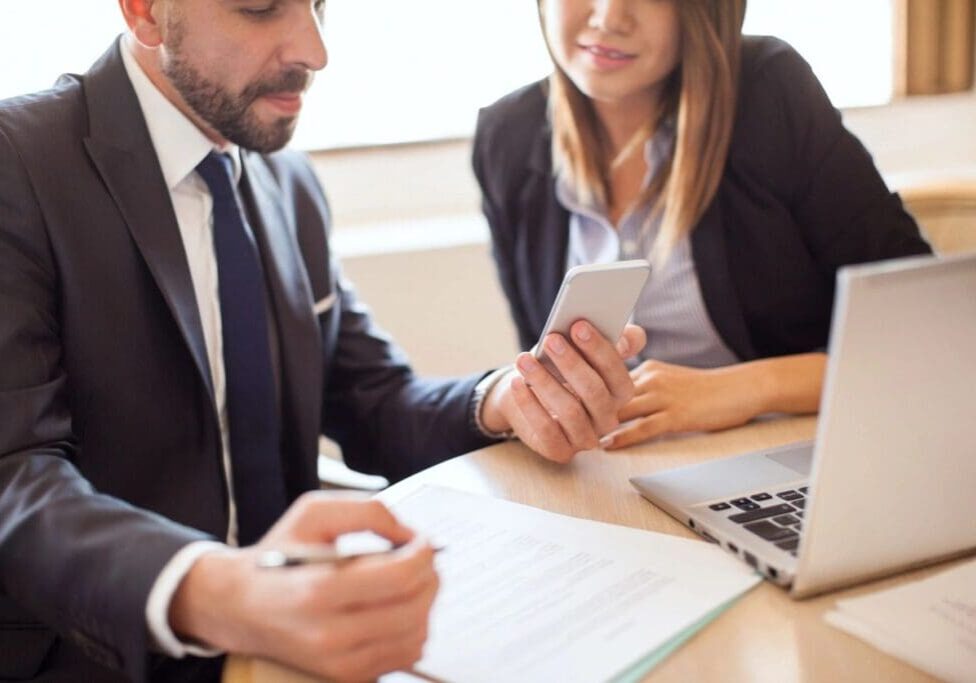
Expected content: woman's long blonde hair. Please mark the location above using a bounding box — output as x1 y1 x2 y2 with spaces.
542 0 747 263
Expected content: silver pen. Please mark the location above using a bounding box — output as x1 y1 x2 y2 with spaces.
256 543 443 569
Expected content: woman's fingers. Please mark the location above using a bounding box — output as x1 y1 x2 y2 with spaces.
603 413 672 449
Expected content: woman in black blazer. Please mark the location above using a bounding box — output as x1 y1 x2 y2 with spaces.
473 0 930 448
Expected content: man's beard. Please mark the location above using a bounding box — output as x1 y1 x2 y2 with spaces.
162 24 312 152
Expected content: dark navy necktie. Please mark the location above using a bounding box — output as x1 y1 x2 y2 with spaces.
196 151 287 545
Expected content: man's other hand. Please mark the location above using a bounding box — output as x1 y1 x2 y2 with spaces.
168 493 438 682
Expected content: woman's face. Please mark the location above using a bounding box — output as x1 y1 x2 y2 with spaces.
542 0 681 109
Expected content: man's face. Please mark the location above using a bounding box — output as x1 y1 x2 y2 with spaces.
159 0 327 152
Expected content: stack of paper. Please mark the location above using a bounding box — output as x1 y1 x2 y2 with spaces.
387 486 761 683
825 559 976 683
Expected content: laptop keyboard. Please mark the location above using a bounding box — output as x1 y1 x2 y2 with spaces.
707 487 808 556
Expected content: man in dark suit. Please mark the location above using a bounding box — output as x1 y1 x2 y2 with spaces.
0 1 644 681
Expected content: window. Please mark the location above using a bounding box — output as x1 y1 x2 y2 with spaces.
743 0 893 108
0 0 912 151
0 2 124 100
299 0 550 149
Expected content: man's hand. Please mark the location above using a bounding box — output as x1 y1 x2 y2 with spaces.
168 494 438 682
481 322 646 463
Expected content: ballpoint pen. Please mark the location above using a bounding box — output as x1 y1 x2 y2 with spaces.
256 543 444 569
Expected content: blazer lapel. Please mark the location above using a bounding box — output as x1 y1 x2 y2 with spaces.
691 200 758 361
239 154 322 494
81 41 215 401
521 123 569 338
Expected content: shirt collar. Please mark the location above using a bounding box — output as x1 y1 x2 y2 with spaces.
555 118 675 216
120 36 242 191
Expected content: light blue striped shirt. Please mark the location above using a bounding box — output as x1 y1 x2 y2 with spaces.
556 124 739 368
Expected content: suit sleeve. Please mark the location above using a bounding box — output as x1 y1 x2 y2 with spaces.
0 125 211 682
740 46 931 268
319 268 492 482
472 108 538 351
276 155 493 483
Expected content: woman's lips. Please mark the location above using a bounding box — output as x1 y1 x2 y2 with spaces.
580 43 637 69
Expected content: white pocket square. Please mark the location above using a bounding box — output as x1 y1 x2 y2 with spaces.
313 292 337 315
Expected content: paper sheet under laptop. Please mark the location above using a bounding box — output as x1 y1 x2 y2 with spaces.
387 486 760 683
825 559 976 683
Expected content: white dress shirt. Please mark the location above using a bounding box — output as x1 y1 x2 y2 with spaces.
120 40 244 658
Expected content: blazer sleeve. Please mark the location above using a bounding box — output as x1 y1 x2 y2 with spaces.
320 265 492 483
738 44 931 269
0 125 211 682
273 158 493 483
472 108 538 351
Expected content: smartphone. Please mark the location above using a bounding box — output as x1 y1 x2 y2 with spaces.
533 260 651 381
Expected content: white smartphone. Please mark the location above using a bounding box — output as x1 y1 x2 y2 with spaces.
533 259 651 381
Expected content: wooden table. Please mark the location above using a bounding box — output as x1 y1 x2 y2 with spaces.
225 416 949 682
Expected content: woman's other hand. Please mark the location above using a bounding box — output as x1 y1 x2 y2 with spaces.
603 353 826 448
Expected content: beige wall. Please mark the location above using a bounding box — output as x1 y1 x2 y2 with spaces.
339 242 518 377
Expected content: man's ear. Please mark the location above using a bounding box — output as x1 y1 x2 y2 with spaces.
118 0 165 48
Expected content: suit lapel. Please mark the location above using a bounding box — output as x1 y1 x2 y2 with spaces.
81 41 215 401
239 154 322 494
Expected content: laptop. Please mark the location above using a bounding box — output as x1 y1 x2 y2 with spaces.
631 253 976 598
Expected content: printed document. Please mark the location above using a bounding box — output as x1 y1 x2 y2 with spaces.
388 486 760 683
825 559 976 683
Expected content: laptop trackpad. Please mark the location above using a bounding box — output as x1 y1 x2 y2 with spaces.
631 441 815 507
766 448 813 476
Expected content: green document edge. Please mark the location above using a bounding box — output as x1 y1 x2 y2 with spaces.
611 587 758 683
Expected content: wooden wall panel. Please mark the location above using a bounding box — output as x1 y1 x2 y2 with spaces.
896 0 975 95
